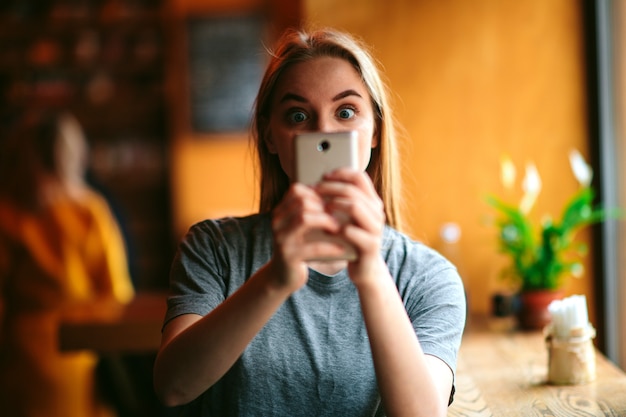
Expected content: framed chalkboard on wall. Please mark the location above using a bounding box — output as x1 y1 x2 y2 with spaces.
187 15 265 133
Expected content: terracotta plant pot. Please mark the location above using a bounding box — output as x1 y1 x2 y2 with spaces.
517 290 564 330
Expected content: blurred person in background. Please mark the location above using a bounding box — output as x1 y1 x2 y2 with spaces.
0 109 135 417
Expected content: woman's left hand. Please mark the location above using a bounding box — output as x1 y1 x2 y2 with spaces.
314 168 388 285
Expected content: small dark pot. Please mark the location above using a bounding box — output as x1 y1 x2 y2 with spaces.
517 290 564 330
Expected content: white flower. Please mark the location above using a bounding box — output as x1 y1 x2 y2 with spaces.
569 149 593 187
519 162 542 214
500 155 516 190
571 262 584 278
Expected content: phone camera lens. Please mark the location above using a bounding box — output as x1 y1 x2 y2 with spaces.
318 140 331 152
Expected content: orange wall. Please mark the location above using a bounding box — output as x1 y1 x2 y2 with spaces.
308 0 592 318
168 0 594 318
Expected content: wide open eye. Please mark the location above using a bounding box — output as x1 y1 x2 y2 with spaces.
287 110 308 124
337 107 356 120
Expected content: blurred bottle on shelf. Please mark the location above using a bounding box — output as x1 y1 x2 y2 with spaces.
489 291 519 332
439 223 462 271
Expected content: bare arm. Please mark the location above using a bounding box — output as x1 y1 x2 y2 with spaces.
355 263 453 417
153 260 294 406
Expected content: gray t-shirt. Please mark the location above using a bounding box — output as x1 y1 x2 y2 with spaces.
165 213 466 417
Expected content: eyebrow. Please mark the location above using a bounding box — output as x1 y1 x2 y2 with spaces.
278 89 364 104
333 89 363 101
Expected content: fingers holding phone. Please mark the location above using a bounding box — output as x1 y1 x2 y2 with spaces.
272 182 351 266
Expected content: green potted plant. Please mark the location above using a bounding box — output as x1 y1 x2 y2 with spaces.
487 150 619 330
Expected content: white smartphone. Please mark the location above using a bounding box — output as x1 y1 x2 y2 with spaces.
295 131 359 186
295 131 358 262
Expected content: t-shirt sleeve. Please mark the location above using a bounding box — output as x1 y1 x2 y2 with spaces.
164 221 229 326
408 261 466 373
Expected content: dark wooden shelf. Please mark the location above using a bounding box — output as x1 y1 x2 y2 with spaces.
0 0 173 290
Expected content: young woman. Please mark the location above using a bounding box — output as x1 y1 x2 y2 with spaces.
154 28 466 417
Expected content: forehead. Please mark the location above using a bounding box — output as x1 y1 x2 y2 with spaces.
273 56 368 101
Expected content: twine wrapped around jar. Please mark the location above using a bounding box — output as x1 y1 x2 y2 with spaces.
545 325 596 385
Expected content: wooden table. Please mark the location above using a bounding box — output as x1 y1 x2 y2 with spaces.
448 318 626 416
59 292 169 415
59 291 167 353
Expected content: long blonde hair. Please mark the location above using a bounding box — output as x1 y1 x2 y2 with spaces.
252 28 403 230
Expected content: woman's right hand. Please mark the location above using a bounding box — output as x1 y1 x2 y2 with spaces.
269 182 345 291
